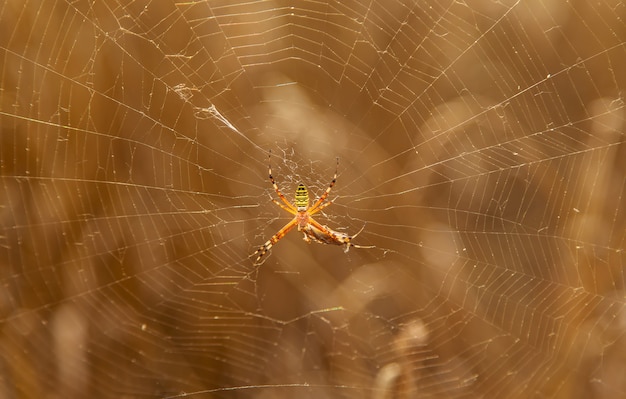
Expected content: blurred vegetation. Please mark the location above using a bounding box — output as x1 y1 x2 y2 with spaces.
0 1 625 398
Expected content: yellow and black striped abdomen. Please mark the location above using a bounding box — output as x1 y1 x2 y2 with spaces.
295 184 309 211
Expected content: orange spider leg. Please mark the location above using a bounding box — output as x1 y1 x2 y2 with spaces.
253 218 298 264
271 199 297 215
268 152 295 210
308 157 339 213
307 198 334 216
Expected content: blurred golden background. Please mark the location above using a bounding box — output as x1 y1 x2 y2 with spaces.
1 1 625 398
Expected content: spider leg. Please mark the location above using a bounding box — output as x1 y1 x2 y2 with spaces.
271 199 297 215
268 151 297 211
307 197 334 216
252 218 298 264
308 157 339 213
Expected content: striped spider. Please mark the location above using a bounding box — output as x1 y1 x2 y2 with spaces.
252 153 372 265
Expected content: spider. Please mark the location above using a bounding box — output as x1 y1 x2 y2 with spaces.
252 152 372 265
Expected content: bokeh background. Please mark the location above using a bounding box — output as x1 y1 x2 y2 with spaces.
1 1 625 398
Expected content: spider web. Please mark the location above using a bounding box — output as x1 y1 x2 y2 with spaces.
1 0 625 397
